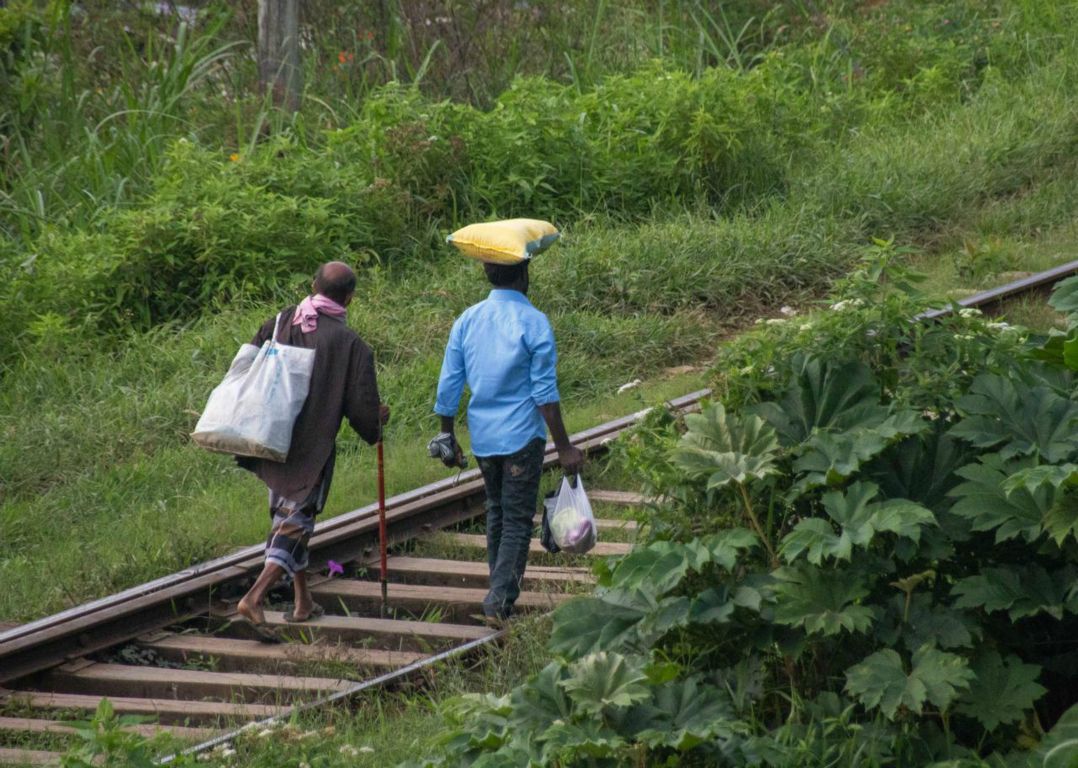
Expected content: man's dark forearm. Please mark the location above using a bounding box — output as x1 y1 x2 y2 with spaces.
538 402 572 449
540 401 584 473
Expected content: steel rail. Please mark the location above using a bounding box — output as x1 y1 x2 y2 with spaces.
0 390 710 684
917 259 1078 320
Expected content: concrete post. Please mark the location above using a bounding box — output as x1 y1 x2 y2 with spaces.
257 0 302 112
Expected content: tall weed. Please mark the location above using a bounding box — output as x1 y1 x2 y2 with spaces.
0 3 240 243
0 19 1004 352
410 247 1078 768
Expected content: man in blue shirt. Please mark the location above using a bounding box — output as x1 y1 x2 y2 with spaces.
433 260 584 622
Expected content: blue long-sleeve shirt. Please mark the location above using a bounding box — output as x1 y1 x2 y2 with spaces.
434 289 560 457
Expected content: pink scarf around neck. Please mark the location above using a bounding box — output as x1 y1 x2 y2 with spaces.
292 294 347 333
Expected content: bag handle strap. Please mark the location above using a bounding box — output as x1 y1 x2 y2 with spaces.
271 311 285 344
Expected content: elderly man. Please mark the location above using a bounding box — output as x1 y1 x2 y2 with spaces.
432 259 584 624
237 261 388 630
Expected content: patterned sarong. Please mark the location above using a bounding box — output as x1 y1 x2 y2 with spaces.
264 455 334 576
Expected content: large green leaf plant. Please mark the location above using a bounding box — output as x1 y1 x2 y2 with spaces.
411 250 1078 767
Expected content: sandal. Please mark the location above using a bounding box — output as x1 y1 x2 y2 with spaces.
283 602 325 623
230 617 283 644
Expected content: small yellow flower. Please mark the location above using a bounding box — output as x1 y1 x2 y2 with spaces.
229 153 240 162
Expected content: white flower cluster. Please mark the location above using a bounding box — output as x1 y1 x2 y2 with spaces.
201 743 237 761
339 744 375 757
830 298 865 311
957 307 982 318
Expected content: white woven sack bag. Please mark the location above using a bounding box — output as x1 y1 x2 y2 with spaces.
191 312 315 461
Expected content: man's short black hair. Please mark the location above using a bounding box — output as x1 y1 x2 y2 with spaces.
313 262 357 304
483 260 528 287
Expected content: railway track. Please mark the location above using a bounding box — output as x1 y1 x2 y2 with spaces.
1 261 1076 766
0 390 706 766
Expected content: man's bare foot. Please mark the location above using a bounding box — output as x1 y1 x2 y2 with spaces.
293 596 313 618
236 596 266 625
290 571 315 621
290 606 313 622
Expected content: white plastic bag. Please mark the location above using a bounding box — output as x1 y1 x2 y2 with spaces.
549 474 597 554
191 313 315 462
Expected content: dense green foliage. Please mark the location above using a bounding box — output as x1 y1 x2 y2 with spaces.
413 250 1078 766
2 0 1074 353
2 0 1051 244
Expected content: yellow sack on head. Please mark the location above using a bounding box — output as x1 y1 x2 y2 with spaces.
447 219 560 264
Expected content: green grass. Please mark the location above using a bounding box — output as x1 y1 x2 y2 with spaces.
10 0 1048 247
5 0 1073 355
992 296 1071 332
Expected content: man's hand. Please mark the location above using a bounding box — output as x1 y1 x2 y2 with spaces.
379 403 391 426
558 444 585 475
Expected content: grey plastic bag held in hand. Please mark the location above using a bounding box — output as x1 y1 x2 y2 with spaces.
191 312 315 462
549 474 597 554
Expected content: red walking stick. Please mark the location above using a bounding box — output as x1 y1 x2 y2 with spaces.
377 439 389 618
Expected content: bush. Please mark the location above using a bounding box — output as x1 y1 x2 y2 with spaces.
12 62 814 344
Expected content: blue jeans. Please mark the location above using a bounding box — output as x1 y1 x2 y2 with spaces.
476 438 545 619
